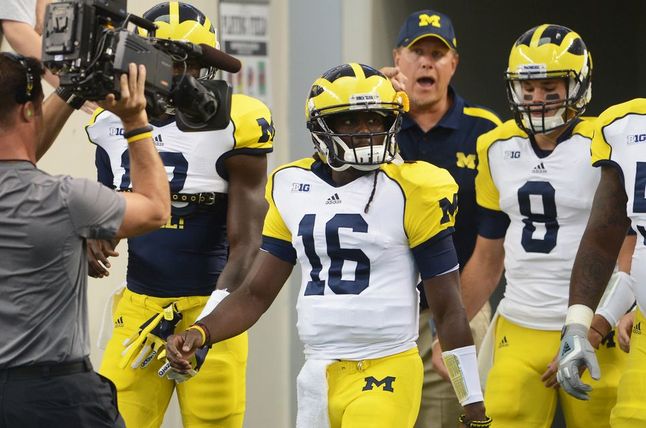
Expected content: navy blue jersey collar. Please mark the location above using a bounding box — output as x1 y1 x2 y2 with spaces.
401 86 464 132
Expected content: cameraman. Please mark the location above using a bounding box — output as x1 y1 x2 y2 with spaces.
0 54 169 427
86 2 273 427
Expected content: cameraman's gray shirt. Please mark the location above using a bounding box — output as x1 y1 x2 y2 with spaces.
0 0 36 26
0 161 125 367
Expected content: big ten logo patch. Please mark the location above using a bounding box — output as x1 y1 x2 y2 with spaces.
363 376 396 392
456 152 476 169
291 183 311 192
418 14 441 28
504 150 521 159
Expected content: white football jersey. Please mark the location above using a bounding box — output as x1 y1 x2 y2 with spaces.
593 99 646 312
477 119 598 330
85 94 274 195
263 158 458 360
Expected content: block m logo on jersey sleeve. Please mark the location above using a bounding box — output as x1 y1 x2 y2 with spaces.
362 376 396 392
439 193 458 224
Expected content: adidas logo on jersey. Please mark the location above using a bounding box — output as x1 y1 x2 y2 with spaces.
326 193 342 204
532 162 547 173
153 134 163 146
498 336 509 348
114 316 124 328
634 321 642 335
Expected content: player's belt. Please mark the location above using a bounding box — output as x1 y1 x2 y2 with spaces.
170 192 225 205
118 189 225 206
0 357 93 380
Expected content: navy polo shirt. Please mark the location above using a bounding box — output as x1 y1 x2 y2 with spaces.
397 87 501 268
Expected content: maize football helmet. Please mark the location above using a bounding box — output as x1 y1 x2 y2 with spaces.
306 63 409 171
139 2 218 78
505 24 592 135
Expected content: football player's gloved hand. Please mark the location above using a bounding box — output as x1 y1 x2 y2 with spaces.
556 323 601 400
119 303 183 369
158 346 210 383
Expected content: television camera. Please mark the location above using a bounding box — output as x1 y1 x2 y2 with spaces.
42 0 241 131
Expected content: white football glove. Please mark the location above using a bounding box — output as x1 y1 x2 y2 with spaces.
158 346 209 383
556 323 601 400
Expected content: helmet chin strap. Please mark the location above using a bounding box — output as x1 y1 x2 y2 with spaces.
523 106 567 133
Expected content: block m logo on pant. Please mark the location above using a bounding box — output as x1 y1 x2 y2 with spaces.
362 376 396 392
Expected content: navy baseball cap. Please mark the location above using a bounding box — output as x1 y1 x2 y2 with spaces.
396 10 457 50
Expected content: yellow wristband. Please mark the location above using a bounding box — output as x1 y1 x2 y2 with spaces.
187 325 207 347
126 131 153 144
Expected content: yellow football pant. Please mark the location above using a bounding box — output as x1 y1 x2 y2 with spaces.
327 347 423 428
486 315 626 428
99 289 247 428
610 308 646 427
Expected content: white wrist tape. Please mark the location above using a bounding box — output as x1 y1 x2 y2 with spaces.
441 345 483 406
596 271 636 327
565 304 594 328
196 289 230 321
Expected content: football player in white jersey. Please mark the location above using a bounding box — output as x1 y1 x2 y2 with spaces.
557 97 646 427
458 24 631 427
164 63 491 428
84 3 273 428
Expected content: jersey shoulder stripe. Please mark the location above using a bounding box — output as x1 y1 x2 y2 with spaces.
262 158 316 243
592 98 646 165
475 120 523 211
85 108 110 145
231 94 274 152
572 116 596 140
463 106 503 127
381 161 458 248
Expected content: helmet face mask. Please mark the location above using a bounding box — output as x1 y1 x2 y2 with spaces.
305 63 408 172
310 110 400 171
505 24 592 135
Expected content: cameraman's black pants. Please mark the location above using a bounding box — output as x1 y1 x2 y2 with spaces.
0 357 125 428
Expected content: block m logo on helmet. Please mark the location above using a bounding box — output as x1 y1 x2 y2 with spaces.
362 376 396 392
439 193 458 224
418 14 441 28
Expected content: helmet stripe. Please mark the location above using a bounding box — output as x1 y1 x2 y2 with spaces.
529 24 550 47
350 63 365 80
170 1 179 26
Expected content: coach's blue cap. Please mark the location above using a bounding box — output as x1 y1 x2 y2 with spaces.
396 10 457 50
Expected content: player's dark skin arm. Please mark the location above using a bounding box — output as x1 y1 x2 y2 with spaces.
216 153 268 292
424 270 486 423
166 251 293 365
569 166 630 309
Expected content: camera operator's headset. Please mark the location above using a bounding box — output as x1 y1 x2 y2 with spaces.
1 52 38 117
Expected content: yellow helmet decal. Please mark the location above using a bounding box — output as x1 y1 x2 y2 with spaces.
306 63 405 120
140 2 217 47
508 24 588 77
